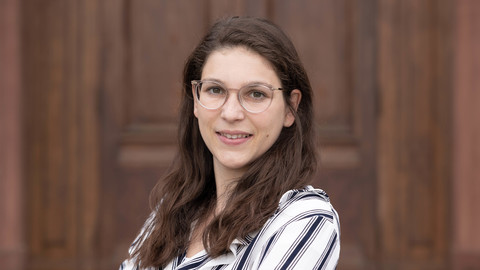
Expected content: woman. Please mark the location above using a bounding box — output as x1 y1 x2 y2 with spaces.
120 16 340 269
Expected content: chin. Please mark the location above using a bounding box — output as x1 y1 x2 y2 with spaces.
224 163 248 170
219 159 250 171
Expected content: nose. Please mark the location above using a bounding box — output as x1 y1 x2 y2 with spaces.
220 91 245 121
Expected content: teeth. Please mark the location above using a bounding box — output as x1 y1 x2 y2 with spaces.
222 133 250 139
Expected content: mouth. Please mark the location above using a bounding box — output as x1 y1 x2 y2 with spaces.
217 132 252 139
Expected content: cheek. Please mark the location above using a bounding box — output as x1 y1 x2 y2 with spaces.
258 117 283 141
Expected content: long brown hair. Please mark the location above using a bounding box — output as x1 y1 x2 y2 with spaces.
132 16 317 268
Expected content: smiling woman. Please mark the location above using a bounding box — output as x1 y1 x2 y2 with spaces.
120 16 340 270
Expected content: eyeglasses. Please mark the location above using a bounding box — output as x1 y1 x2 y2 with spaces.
192 80 285 113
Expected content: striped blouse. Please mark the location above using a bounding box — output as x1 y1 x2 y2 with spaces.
120 186 340 270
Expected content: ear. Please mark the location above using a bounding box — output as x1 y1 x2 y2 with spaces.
284 89 302 127
193 85 199 118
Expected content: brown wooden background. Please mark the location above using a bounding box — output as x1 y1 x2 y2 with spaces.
1 0 479 269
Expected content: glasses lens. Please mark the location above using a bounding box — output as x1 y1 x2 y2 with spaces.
197 81 227 110
239 84 274 113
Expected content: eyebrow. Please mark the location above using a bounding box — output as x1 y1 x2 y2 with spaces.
201 78 275 88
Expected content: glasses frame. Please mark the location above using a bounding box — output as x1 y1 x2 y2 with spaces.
191 80 285 114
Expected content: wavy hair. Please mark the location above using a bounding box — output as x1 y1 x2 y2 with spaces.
132 16 317 268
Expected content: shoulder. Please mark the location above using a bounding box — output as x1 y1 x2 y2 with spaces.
276 185 339 223
256 185 340 241
242 186 340 269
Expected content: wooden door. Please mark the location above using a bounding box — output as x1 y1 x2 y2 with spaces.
97 1 378 268
21 0 450 269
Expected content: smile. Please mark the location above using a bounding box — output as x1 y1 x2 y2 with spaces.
218 132 252 139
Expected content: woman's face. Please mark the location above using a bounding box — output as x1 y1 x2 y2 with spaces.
193 46 300 180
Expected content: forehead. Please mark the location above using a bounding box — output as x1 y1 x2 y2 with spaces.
201 46 280 87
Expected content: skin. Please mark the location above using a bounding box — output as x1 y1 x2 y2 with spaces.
189 46 301 257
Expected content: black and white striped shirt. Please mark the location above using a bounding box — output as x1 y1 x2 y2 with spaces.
120 186 340 270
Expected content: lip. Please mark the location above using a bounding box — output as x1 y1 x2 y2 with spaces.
216 130 252 145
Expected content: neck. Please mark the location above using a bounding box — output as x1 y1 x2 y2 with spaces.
213 162 246 212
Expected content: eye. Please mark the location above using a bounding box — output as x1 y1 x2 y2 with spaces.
209 87 224 94
243 86 271 101
249 90 267 99
203 84 226 95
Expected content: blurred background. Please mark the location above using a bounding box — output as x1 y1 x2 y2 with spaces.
1 0 479 269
